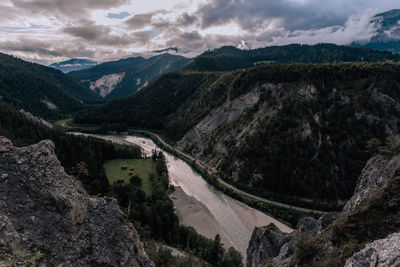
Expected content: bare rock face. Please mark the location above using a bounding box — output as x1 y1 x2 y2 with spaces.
246 224 292 267
345 232 400 267
296 217 318 237
0 137 154 266
343 155 400 213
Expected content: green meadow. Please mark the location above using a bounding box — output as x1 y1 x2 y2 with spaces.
103 158 156 196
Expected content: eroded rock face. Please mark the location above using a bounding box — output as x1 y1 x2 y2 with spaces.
343 155 400 213
246 224 292 267
0 137 154 266
345 232 400 267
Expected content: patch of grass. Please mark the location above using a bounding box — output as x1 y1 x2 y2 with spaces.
103 158 156 196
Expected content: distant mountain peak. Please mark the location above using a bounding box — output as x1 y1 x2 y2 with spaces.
50 58 98 73
374 9 400 19
352 9 400 53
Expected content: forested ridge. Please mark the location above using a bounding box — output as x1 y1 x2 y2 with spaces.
0 53 104 119
183 43 400 71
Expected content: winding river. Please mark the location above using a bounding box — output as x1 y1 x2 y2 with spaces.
71 133 293 260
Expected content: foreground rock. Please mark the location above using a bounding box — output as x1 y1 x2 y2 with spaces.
345 232 400 267
0 137 154 266
246 154 400 267
343 155 400 213
246 224 292 267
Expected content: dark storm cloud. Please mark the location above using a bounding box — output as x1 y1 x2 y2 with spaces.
196 0 400 31
11 0 130 17
63 21 132 46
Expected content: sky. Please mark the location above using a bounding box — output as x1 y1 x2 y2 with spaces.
0 0 399 64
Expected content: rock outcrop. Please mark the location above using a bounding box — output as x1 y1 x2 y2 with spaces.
246 212 339 267
0 137 154 266
345 232 400 267
246 153 400 267
343 155 400 213
246 224 292 267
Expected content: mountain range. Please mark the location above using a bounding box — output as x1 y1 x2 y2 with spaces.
68 54 189 100
50 58 98 73
353 9 400 53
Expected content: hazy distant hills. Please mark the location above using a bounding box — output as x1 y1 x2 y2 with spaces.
353 9 400 53
0 53 104 119
68 53 189 100
183 43 400 72
50 58 98 73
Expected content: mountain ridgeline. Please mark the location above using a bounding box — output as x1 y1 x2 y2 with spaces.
182 43 400 72
69 53 189 99
0 53 105 119
50 58 98 73
75 60 400 205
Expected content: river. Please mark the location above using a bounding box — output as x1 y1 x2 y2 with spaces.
71 133 293 260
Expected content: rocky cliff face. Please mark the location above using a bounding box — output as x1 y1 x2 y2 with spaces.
345 232 400 267
0 137 154 266
343 155 400 212
246 154 400 267
175 74 400 201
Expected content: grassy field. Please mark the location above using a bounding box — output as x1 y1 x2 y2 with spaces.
103 158 156 196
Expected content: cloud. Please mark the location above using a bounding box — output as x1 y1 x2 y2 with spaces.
1 0 399 64
11 0 130 17
0 37 96 59
63 20 133 46
196 0 400 31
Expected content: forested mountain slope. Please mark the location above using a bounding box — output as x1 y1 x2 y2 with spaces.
69 53 189 99
75 62 400 204
0 53 104 119
182 44 400 72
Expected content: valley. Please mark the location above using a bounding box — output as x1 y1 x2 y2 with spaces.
70 132 293 261
2 6 400 265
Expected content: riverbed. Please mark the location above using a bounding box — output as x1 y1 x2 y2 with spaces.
71 133 293 260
